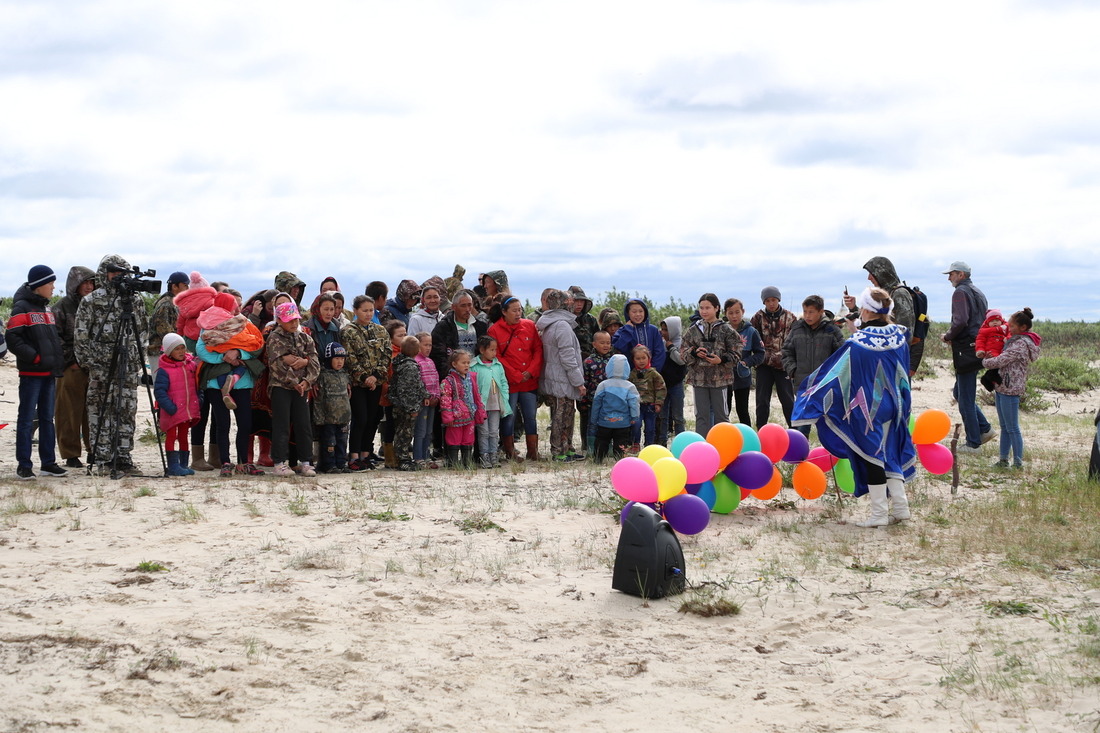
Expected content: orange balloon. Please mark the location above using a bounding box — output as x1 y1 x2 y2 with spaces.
752 466 784 501
706 422 744 469
912 409 951 445
793 462 827 500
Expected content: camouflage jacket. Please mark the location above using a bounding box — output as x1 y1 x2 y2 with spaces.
148 292 179 356
389 354 428 414
630 367 667 406
74 254 149 374
313 369 352 425
264 327 320 393
339 321 391 387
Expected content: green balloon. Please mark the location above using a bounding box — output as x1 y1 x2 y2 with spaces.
712 473 742 514
908 414 917 434
834 458 856 494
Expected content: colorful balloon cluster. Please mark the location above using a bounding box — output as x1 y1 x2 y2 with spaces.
611 409 956 535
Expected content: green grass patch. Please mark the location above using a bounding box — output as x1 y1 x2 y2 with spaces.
1028 356 1100 393
455 512 504 534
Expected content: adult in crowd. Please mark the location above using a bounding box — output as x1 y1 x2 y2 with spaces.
365 281 388 325
750 286 797 428
381 279 421 327
304 292 342 358
274 271 306 307
243 289 277 329
781 295 845 436
488 295 544 461
537 289 585 461
1091 408 1100 481
173 272 220 470
9 265 67 479
475 270 510 306
981 308 1041 469
567 286 600 359
941 261 995 453
842 256 925 374
148 271 189 384
408 285 446 337
430 291 489 383
724 298 765 426
74 254 149 475
52 265 95 468
681 293 743 436
319 276 340 293
793 287 916 527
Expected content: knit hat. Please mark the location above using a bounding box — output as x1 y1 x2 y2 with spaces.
27 265 56 289
190 271 210 289
167 271 189 286
325 342 347 360
162 332 186 355
213 291 237 314
760 286 781 303
275 302 301 323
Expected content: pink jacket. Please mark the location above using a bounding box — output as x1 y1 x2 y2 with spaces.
439 370 486 427
154 353 202 431
415 353 441 398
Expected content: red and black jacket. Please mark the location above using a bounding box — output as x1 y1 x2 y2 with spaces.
6 284 64 377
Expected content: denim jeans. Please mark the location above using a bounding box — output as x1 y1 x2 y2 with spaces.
17 376 57 470
657 382 685 445
953 370 992 448
994 393 1024 465
413 404 436 461
633 404 658 446
503 390 538 437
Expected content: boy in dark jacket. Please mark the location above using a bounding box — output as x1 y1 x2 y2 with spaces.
781 295 844 435
391 336 430 471
579 331 613 454
7 265 67 479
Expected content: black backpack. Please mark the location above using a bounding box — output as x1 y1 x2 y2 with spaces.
898 282 930 340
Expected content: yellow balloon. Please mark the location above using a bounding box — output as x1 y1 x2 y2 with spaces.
653 457 688 502
638 444 674 466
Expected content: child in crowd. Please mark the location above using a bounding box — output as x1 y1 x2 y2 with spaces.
440 349 485 468
580 331 613 454
265 302 321 477
682 293 744 437
976 309 1008 392
154 333 202 476
981 308 1041 469
629 345 667 450
413 333 441 468
724 298 765 426
589 354 640 463
341 295 391 471
390 336 429 471
314 342 352 473
378 320 408 468
471 335 511 468
612 299 667 371
658 317 686 445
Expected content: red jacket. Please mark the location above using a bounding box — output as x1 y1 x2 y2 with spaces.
975 310 1007 357
487 318 543 393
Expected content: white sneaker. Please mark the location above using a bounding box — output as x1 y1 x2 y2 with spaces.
273 462 294 477
958 444 981 455
298 463 317 477
980 429 997 445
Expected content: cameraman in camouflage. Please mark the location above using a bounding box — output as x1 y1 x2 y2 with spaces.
74 254 150 474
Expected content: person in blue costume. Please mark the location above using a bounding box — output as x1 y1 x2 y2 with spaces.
792 287 917 527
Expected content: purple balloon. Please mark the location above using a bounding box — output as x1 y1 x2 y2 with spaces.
782 429 811 464
663 493 711 535
724 450 773 491
620 501 635 525
685 482 702 495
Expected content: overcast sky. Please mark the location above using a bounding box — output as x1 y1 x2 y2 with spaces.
2 0 1098 321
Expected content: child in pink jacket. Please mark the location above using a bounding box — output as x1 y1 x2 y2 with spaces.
154 333 202 476
439 349 485 468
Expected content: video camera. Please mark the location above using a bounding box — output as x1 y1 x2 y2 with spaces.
107 264 162 295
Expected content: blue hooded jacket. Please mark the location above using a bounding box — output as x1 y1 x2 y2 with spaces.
589 354 640 435
612 298 666 371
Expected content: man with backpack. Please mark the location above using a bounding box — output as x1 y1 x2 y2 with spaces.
843 256 927 375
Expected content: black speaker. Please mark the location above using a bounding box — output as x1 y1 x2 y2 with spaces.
612 503 687 598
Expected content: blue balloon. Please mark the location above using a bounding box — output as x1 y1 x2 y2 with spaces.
671 431 705 458
734 423 762 453
695 480 717 509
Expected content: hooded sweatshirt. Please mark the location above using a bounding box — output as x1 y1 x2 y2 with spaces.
536 307 584 400
274 271 307 306
590 354 640 431
982 332 1041 396
659 316 687 389
52 265 95 368
612 298 666 372
975 310 1008 357
862 256 915 341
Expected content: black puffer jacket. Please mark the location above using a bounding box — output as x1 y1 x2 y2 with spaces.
7 284 64 377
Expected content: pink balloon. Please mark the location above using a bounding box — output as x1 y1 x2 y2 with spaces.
807 446 839 472
610 457 660 502
679 441 721 485
917 443 954 475
757 423 790 463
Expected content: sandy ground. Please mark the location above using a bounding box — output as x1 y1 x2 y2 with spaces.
1 355 1098 732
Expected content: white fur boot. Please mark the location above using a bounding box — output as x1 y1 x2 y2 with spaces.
888 477 910 522
856 483 890 527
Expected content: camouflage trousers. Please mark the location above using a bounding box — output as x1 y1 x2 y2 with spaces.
86 367 139 464
545 395 576 457
393 410 416 463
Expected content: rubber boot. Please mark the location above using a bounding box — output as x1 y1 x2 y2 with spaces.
460 446 473 469
888 478 911 522
178 451 196 475
446 447 461 468
856 484 890 527
383 443 397 469
208 443 222 471
501 435 522 462
525 434 540 462
165 451 180 477
257 437 274 467
191 444 214 472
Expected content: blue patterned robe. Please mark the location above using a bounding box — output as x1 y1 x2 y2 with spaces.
792 323 917 496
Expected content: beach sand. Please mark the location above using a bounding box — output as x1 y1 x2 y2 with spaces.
1 356 1098 732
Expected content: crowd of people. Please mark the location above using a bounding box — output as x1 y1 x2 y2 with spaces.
3 255 1053 523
